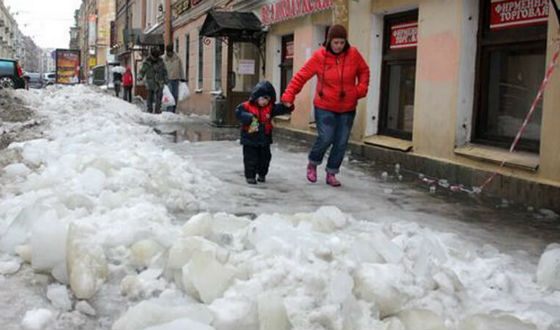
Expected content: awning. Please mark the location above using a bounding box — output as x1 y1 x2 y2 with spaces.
200 10 263 42
136 23 164 46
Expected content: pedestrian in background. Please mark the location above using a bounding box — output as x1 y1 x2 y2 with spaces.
139 47 168 114
113 69 123 98
281 24 370 187
163 44 184 113
122 67 133 103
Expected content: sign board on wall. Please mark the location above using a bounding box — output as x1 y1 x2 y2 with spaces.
390 21 418 50
490 0 549 30
238 59 255 75
55 49 81 85
260 0 333 25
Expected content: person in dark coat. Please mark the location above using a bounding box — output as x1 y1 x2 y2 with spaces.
113 70 123 97
235 81 294 184
139 47 168 114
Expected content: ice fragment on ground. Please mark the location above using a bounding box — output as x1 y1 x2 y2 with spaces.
396 309 447 330
311 206 348 233
144 318 215 330
209 297 259 330
75 301 96 316
21 308 54 330
31 213 68 279
75 167 106 195
16 244 32 263
3 163 32 177
66 224 108 299
458 314 537 330
46 284 72 311
354 263 409 318
130 239 164 269
0 255 21 274
257 292 290 330
112 297 213 330
536 244 560 290
186 250 237 303
0 203 50 253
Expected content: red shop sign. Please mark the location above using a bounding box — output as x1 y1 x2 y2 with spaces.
490 0 549 30
260 0 333 25
390 21 418 50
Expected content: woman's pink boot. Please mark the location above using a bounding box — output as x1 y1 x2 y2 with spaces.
307 163 317 183
326 173 341 187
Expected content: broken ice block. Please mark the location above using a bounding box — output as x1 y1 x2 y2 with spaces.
21 308 53 330
112 298 213 330
458 314 537 330
46 284 72 311
15 244 32 263
0 203 50 253
396 309 447 330
536 244 560 290
130 239 164 269
257 292 290 330
31 213 68 275
66 224 108 300
311 206 348 233
354 264 408 318
186 250 237 304
143 318 215 330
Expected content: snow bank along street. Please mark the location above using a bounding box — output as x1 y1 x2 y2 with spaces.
0 86 559 330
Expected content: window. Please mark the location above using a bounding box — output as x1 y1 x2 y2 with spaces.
185 34 190 83
474 0 548 152
214 39 222 90
198 32 204 89
280 34 294 94
379 10 418 140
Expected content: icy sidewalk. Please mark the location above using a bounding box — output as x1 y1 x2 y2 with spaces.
0 86 558 330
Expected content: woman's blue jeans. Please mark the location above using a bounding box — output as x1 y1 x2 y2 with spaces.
308 107 356 174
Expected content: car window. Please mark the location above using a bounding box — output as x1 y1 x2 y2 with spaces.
0 61 15 76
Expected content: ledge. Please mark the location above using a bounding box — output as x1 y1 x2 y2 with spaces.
363 135 413 152
454 144 539 172
273 115 291 121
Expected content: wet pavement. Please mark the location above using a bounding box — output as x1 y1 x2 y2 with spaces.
151 116 560 261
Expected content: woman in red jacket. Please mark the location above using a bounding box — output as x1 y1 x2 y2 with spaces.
281 25 370 187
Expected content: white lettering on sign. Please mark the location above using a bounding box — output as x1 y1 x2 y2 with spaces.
260 0 334 25
490 0 549 30
390 21 418 50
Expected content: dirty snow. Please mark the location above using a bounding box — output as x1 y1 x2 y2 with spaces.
0 86 559 330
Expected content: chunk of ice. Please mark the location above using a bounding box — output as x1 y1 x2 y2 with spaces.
144 318 215 330
186 250 237 304
396 309 447 330
21 308 54 330
257 292 290 330
46 284 72 311
458 314 537 330
536 244 560 290
130 239 164 269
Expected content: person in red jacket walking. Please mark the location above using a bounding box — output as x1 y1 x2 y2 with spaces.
122 67 133 103
281 24 370 187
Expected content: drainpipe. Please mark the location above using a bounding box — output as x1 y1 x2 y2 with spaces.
164 0 172 46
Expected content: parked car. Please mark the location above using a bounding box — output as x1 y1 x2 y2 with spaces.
25 72 44 89
0 58 26 89
43 72 56 85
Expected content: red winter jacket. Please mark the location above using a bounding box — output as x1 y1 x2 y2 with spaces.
123 70 133 87
281 46 370 113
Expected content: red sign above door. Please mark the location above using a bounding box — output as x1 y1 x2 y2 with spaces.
260 0 333 25
390 21 418 50
490 0 549 30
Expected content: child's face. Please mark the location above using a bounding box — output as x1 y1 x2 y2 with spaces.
257 96 270 107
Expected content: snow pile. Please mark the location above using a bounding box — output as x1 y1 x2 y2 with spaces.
0 86 218 302
112 208 560 330
0 86 558 330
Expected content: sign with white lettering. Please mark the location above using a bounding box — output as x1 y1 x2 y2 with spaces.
260 0 333 25
390 21 418 50
490 0 549 30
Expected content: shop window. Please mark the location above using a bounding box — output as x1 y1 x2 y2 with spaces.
198 32 204 89
474 0 548 152
185 34 190 83
215 39 223 91
379 10 418 140
280 34 294 94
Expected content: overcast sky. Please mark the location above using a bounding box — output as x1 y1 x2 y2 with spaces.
4 0 82 49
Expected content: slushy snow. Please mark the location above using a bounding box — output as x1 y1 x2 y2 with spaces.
0 86 559 329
